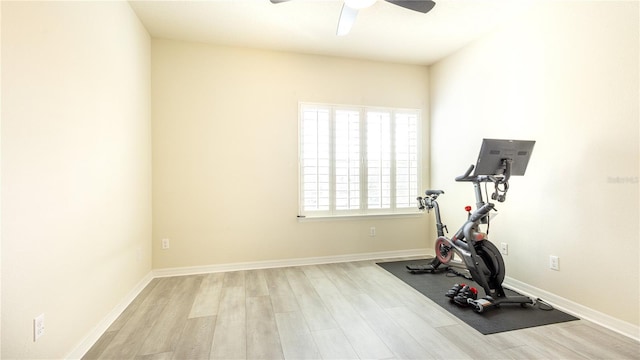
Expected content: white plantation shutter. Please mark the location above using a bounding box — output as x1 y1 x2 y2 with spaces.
395 112 419 208
335 110 361 211
366 111 392 210
301 107 330 212
299 103 421 217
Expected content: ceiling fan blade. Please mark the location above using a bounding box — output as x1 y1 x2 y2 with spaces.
337 4 359 36
385 0 436 14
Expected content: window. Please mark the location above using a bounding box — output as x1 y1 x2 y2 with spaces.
299 103 421 217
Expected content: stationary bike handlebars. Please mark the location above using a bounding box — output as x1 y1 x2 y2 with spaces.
454 164 511 203
455 164 476 181
455 164 506 184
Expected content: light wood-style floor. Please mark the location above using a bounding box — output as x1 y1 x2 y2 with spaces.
83 259 639 359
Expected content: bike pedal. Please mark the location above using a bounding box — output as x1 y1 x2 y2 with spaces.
406 264 435 273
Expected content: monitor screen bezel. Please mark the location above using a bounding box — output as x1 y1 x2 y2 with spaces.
473 139 536 176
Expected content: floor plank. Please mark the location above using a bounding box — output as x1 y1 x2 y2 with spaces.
209 286 246 360
284 267 337 331
539 323 640 359
311 276 394 359
311 328 359 360
264 267 300 313
246 295 284 359
275 311 322 360
223 270 245 288
350 293 433 359
245 269 269 297
136 352 173 360
189 273 224 319
384 306 472 360
436 323 515 360
108 279 161 332
170 316 216 359
97 304 167 359
138 275 203 355
493 322 589 359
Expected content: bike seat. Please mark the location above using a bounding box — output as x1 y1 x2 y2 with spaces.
425 190 444 196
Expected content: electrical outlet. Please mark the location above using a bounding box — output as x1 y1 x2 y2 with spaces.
34 313 45 341
162 238 170 249
549 255 559 270
500 242 508 255
369 227 376 237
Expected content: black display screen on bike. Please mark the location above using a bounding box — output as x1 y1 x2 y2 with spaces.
473 139 535 177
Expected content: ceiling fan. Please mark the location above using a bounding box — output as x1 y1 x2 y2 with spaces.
270 0 436 36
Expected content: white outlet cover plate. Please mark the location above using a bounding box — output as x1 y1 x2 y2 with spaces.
34 313 44 341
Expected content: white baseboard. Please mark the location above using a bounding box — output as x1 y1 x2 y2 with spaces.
504 276 640 342
152 248 430 278
65 271 155 360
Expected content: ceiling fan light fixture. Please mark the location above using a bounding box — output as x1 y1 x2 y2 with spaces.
344 0 377 10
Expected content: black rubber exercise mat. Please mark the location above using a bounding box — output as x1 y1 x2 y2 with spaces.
377 258 579 335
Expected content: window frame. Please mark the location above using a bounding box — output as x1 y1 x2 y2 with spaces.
298 102 422 219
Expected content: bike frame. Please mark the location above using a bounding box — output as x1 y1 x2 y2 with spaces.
423 179 502 298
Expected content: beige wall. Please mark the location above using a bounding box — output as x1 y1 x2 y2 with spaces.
430 1 639 326
1 2 151 358
151 39 431 269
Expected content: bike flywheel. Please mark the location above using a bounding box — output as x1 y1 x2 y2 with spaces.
476 240 505 286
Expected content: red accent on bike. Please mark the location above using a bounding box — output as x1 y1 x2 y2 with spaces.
470 287 478 294
465 206 472 212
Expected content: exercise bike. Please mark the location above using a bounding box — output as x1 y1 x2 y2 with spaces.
407 139 536 313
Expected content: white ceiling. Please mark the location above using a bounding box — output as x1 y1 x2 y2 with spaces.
130 0 534 65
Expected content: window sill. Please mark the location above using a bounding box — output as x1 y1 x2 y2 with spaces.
297 212 423 222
